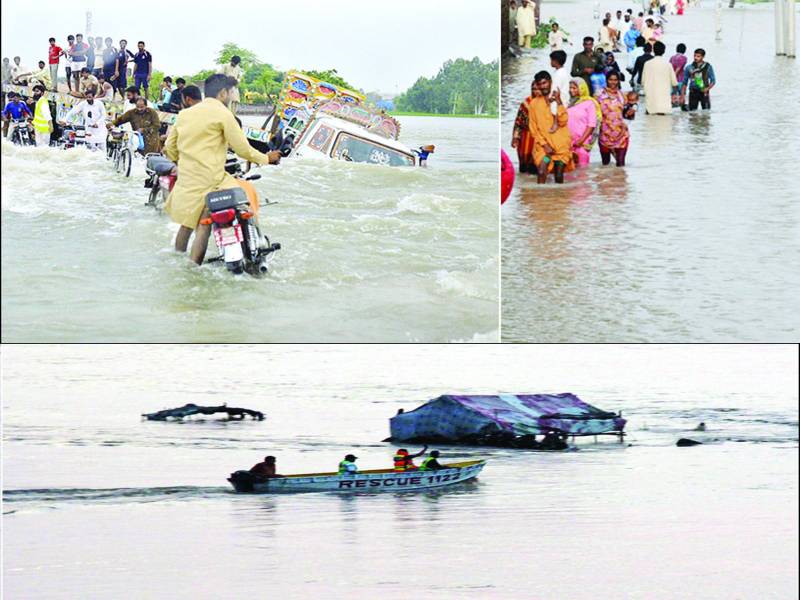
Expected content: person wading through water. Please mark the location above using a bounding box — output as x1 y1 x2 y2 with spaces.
163 73 281 265
527 70 573 184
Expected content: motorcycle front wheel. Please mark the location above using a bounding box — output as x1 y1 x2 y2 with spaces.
120 148 132 178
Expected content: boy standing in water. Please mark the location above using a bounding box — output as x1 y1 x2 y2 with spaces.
680 48 715 111
414 145 435 167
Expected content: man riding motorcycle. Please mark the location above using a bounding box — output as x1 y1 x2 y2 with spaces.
162 73 280 264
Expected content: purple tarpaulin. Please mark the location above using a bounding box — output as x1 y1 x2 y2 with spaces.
390 394 626 441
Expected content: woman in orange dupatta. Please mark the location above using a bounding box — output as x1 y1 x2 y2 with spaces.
511 81 538 173
527 70 574 184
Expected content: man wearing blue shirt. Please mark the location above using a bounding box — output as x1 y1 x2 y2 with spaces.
2 92 32 139
132 41 152 95
680 48 715 111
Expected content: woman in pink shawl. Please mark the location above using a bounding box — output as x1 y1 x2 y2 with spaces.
566 78 601 167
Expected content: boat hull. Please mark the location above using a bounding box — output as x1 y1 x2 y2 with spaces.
228 460 485 494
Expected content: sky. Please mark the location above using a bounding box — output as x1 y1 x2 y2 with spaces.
1 0 499 93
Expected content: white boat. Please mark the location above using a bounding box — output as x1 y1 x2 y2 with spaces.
227 460 486 493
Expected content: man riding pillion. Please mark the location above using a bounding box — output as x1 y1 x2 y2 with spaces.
31 85 53 146
393 445 428 472
163 73 280 265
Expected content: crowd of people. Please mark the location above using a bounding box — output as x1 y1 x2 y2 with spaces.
2 35 245 113
0 33 252 148
510 3 716 184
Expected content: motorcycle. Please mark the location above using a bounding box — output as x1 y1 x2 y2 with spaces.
144 154 177 210
144 152 241 211
9 118 34 146
57 125 86 149
202 163 280 275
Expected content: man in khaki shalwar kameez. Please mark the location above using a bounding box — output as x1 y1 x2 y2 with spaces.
527 70 574 184
164 73 280 264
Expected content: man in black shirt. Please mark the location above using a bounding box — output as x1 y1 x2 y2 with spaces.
112 39 135 97
631 42 653 90
132 41 152 95
165 77 186 113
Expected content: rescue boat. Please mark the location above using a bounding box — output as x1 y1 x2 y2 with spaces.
227 460 486 493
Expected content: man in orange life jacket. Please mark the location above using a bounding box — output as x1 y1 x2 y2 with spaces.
393 445 428 472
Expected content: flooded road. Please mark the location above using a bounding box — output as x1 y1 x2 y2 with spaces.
3 345 798 599
502 2 800 342
1 115 498 342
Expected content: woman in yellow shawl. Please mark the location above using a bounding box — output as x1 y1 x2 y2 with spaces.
566 77 602 167
526 70 574 184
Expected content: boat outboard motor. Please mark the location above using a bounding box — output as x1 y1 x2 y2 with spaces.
228 470 257 492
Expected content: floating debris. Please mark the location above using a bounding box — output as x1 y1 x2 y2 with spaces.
142 403 264 421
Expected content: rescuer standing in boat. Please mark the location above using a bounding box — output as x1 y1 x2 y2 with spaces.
393 445 428 471
163 73 281 264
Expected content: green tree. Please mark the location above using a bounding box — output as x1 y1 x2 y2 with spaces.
303 69 357 91
244 63 283 97
215 43 261 71
395 57 498 115
185 68 216 86
148 70 166 102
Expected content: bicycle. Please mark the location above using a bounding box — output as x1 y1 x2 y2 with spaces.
107 128 132 177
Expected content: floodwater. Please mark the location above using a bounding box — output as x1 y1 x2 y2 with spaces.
0 115 498 342
502 2 800 342
3 344 797 600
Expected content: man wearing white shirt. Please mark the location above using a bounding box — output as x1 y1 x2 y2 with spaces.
550 50 571 106
61 89 106 150
10 56 30 84
548 22 569 50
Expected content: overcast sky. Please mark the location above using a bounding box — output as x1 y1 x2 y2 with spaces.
1 0 498 93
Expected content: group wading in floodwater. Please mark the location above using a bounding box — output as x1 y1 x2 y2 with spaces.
508 0 716 184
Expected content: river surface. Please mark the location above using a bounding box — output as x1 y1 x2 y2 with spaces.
1 115 498 342
3 344 797 600
502 2 800 342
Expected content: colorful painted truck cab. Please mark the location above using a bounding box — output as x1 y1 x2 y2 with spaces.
274 71 416 166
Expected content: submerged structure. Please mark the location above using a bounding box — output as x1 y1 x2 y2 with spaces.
389 394 626 446
142 403 264 421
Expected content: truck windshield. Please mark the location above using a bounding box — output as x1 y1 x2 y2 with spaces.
332 133 414 167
